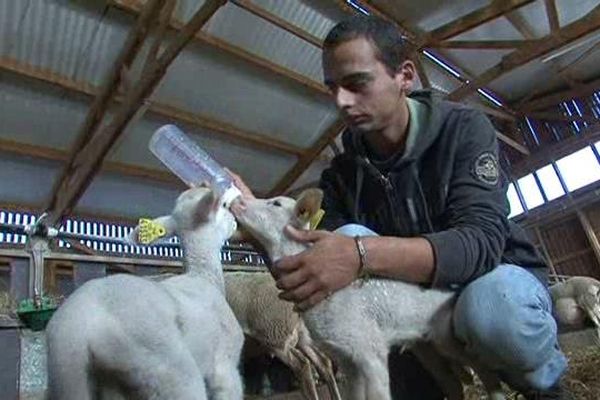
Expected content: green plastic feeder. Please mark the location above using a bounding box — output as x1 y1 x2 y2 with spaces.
17 297 57 331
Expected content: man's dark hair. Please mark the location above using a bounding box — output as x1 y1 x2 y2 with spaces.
323 15 413 74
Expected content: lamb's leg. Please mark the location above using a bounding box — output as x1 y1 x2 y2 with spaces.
206 358 244 400
411 342 465 400
275 347 320 400
297 337 342 400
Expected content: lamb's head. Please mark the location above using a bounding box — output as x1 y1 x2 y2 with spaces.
129 187 238 246
231 189 323 257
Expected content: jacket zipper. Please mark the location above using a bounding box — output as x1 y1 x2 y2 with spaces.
364 158 405 232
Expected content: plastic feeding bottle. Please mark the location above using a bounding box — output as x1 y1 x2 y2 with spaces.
149 124 242 206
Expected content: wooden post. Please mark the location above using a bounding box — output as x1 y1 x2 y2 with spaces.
576 209 600 268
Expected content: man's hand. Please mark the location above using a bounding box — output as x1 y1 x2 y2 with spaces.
274 226 361 311
225 168 255 200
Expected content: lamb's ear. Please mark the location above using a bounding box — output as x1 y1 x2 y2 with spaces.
293 189 324 228
128 215 177 245
194 189 220 222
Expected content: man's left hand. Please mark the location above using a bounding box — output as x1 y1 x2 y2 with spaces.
274 226 361 311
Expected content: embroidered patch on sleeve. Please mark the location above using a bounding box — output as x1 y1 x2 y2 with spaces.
472 152 500 185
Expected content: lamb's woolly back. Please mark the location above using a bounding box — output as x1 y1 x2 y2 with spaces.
47 187 244 400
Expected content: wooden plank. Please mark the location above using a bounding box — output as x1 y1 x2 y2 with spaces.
230 0 323 48
448 4 600 100
269 118 345 196
534 226 558 275
414 54 431 88
577 209 600 268
51 0 166 207
433 40 535 49
519 75 600 111
0 248 267 272
495 131 530 155
423 0 535 44
544 0 560 34
45 0 227 226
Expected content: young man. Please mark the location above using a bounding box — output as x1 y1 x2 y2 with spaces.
231 15 569 400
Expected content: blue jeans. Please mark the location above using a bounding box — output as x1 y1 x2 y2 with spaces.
335 224 568 392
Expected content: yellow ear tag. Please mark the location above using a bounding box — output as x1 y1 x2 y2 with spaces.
138 218 166 245
309 209 325 230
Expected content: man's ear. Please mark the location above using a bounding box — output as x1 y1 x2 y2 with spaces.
293 189 324 228
129 215 176 245
396 60 416 92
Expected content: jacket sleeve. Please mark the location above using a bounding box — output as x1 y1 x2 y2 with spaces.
422 110 510 288
317 161 353 231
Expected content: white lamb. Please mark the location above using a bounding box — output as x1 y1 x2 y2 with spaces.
231 189 504 400
550 276 600 340
46 187 244 400
225 270 342 400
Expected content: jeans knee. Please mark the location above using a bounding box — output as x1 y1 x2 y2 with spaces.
334 224 378 237
454 265 558 370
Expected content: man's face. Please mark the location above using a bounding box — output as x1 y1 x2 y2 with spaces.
323 37 413 134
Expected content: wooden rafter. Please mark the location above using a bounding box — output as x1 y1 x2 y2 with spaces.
543 0 560 34
505 11 585 108
44 0 227 226
0 137 186 188
230 0 323 47
448 4 600 101
269 118 345 196
495 131 530 155
110 0 329 95
433 40 535 49
414 54 431 88
55 0 165 194
0 57 302 157
422 0 535 45
525 111 599 124
519 75 600 111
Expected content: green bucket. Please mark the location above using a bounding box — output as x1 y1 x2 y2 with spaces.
17 297 57 331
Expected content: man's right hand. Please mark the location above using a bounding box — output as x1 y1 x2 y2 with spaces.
225 168 256 200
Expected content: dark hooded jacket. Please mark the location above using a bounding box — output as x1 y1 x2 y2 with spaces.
318 90 547 288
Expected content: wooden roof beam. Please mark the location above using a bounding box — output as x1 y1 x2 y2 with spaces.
433 39 536 49
269 118 345 196
0 57 302 157
44 0 227 226
544 0 560 34
422 0 535 45
519 75 600 111
448 4 600 101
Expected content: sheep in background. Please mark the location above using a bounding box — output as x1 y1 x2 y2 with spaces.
225 270 341 400
550 276 600 340
231 189 504 400
46 187 244 400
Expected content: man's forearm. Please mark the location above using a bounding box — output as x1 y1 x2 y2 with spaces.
360 236 435 283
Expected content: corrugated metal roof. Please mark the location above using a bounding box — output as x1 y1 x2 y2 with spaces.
251 0 343 40
204 2 324 82
0 75 88 150
0 0 129 86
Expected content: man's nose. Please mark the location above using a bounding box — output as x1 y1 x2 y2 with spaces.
334 87 355 110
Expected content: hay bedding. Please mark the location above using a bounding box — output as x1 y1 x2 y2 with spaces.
465 346 600 400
